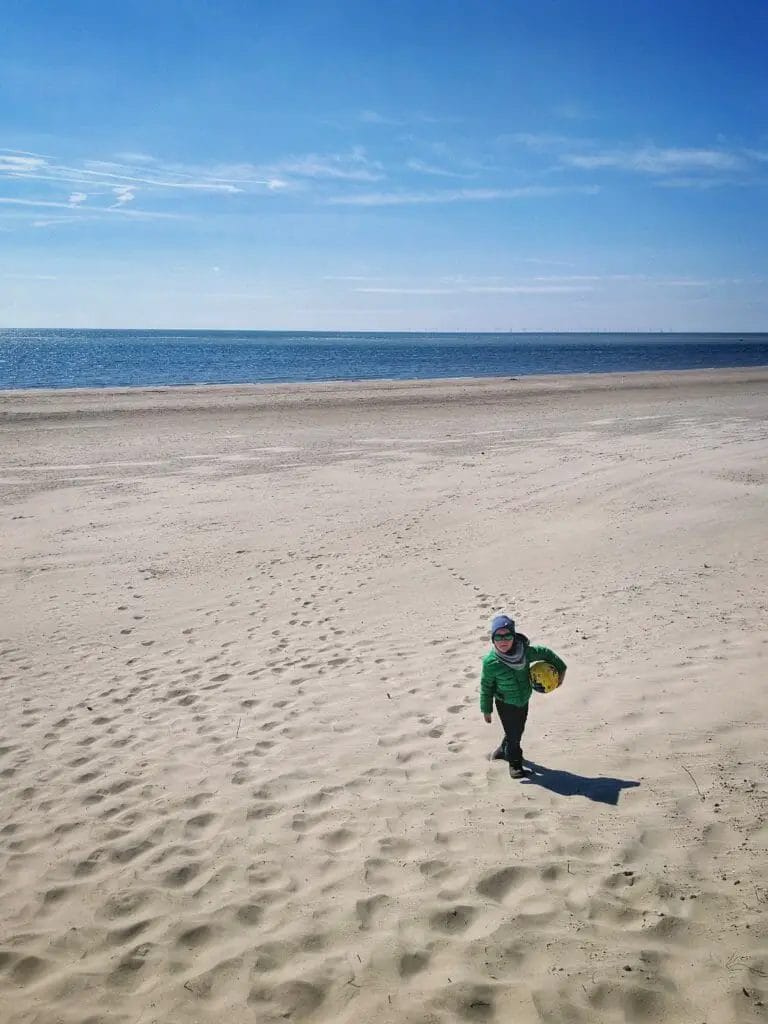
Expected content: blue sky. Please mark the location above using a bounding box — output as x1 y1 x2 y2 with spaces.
1 0 767 330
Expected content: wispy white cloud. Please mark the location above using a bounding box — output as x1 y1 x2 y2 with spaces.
355 284 594 295
344 274 745 296
0 196 185 224
31 217 86 228
530 274 602 281
0 152 252 194
562 146 744 174
200 292 270 300
518 257 577 267
359 110 402 126
500 135 764 187
197 164 289 190
113 151 156 164
532 273 647 282
2 272 58 280
406 158 475 179
270 148 384 182
653 278 748 287
62 206 185 220
358 110 454 127
0 153 48 172
657 280 713 287
76 163 244 192
653 176 751 190
0 197 83 209
152 151 381 188
110 186 135 208
0 145 391 230
0 147 50 157
468 284 595 294
326 184 600 206
502 132 593 151
323 275 386 281
355 287 455 295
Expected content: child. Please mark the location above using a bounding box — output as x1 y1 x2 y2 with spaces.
480 614 566 779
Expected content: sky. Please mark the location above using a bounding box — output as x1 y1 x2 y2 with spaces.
1 0 767 331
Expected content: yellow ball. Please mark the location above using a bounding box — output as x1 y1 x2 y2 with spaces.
530 660 561 694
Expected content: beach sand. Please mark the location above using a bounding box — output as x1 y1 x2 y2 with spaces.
1 367 767 1024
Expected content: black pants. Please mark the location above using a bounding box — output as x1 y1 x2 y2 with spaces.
495 700 529 766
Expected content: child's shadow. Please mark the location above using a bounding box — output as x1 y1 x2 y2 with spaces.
522 760 640 806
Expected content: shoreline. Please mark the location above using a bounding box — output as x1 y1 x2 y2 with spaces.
1 365 767 420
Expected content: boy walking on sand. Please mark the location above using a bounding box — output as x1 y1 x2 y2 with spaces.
480 614 566 779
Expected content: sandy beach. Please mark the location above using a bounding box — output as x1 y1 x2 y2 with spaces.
1 367 767 1024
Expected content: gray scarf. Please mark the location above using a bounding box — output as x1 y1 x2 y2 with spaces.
493 632 529 669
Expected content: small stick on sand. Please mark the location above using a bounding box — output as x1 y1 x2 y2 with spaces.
680 764 703 799
235 717 242 739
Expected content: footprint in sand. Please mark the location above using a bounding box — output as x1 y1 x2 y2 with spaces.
162 862 203 889
185 812 217 833
176 924 214 951
476 866 528 901
355 894 392 930
321 828 357 851
399 951 431 977
429 904 477 934
235 903 264 926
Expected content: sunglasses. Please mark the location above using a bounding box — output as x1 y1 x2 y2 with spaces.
493 632 514 642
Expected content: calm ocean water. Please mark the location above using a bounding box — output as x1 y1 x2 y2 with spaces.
1 329 767 390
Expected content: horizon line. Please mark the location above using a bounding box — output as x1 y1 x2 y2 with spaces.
1 326 766 335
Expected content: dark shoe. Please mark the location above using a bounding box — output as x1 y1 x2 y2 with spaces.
490 744 508 761
509 763 525 779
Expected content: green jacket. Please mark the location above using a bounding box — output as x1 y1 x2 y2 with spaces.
480 636 567 714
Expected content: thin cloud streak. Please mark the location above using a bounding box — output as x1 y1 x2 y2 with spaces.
358 110 456 126
532 273 647 282
503 132 594 151
406 159 476 179
0 154 47 172
0 149 385 193
355 285 594 294
69 165 245 192
0 196 185 220
501 136 763 185
327 185 600 205
323 275 386 281
113 151 157 164
0 147 50 158
359 110 402 126
0 197 86 209
349 275 742 295
0 146 391 230
653 176 754 190
519 257 577 266
563 146 744 174
0 153 276 194
269 150 384 182
2 272 58 280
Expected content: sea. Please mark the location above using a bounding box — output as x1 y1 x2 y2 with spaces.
1 329 767 390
